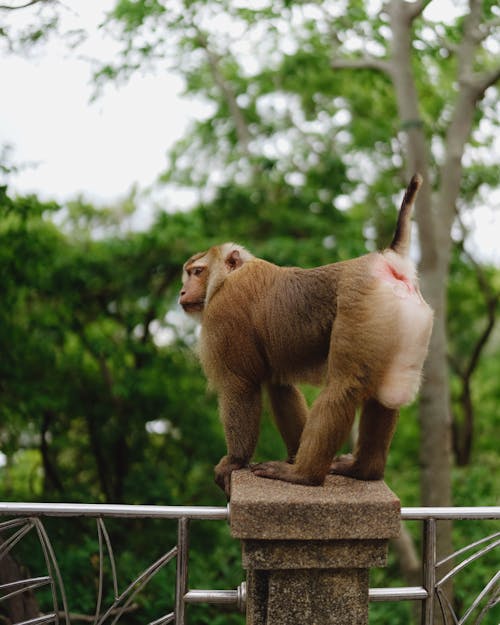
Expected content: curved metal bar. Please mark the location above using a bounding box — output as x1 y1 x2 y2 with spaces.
473 580 500 625
0 520 34 558
435 585 457 625
97 518 119 599
436 537 500 589
148 613 175 625
0 577 52 602
437 532 500 568
34 519 70 625
95 546 178 625
461 569 500 624
0 518 32 531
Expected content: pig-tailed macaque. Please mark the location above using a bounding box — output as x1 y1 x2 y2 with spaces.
180 174 433 497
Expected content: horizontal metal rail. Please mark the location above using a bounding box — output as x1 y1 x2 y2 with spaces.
185 584 246 611
369 586 428 602
400 506 500 520
0 502 229 520
1 502 498 520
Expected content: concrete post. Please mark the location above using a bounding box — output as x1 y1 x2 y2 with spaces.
230 470 400 625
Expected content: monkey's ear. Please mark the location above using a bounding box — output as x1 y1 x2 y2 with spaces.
225 249 243 272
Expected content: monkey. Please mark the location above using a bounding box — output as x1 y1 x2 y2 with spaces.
179 174 433 497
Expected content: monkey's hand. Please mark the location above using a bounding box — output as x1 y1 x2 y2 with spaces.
251 461 323 486
214 455 247 498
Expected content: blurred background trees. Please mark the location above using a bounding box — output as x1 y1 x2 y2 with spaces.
0 1 499 624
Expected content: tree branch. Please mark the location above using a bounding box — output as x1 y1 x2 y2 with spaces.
450 215 499 464
382 0 433 23
480 16 500 40
40 409 64 493
457 219 499 381
331 57 392 76
195 27 253 158
436 0 495 259
457 0 483 82
0 0 47 9
406 0 434 21
474 65 500 99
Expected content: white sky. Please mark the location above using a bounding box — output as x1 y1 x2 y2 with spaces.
0 0 499 263
0 1 207 208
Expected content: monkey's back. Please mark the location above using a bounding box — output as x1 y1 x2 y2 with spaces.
227 259 348 385
200 255 382 388
257 264 340 384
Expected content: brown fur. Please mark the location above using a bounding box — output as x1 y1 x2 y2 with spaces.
179 175 433 496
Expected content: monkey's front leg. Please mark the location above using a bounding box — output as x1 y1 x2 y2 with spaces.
214 455 250 495
215 383 262 498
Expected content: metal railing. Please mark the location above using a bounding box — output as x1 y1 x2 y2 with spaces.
0 503 499 625
371 507 500 625
0 502 235 625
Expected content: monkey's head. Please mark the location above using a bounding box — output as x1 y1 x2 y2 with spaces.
179 243 254 318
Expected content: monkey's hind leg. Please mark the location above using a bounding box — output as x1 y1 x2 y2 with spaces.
252 378 359 486
330 398 398 480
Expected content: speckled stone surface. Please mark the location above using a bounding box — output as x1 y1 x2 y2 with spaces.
230 469 401 625
230 469 401 541
242 538 388 570
265 569 368 625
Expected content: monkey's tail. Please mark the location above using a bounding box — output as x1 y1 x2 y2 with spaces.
389 173 423 257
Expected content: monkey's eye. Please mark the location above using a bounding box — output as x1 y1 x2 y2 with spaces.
192 267 204 277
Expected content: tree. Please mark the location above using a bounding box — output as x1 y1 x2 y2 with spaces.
0 187 249 623
101 1 499 614
0 189 224 504
329 4 499 600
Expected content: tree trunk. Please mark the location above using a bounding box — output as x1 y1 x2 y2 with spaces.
386 8 454 619
331 3 499 618
0 538 40 625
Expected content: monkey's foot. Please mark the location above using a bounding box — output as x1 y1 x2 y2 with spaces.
329 454 383 480
214 455 247 498
251 461 323 486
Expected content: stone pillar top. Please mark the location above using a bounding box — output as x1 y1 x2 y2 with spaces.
230 469 400 541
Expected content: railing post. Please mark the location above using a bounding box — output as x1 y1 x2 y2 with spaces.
230 469 401 625
421 518 436 625
175 517 190 625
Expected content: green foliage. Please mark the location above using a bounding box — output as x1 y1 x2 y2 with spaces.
0 189 222 504
0 187 231 621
